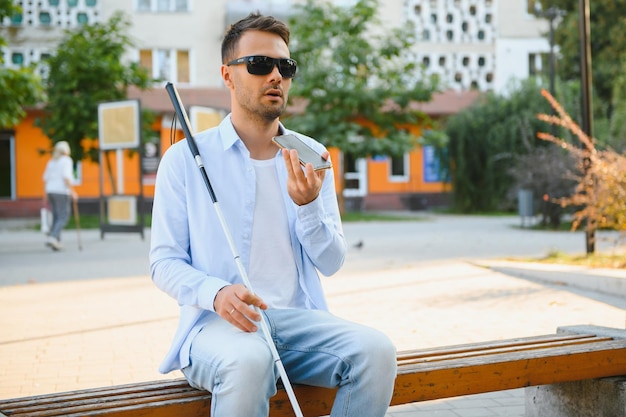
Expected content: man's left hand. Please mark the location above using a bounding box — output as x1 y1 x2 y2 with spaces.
282 148 328 206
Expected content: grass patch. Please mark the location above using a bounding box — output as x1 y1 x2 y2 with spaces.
522 249 626 269
340 211 425 222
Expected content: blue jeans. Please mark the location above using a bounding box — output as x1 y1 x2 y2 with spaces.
182 309 397 417
47 193 71 241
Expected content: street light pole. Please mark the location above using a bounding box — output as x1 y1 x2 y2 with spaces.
578 0 595 254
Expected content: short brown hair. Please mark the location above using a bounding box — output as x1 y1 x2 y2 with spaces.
221 13 291 63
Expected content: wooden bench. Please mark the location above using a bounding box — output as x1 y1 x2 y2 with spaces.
2 327 625 417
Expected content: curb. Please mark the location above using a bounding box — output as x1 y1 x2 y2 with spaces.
471 259 626 301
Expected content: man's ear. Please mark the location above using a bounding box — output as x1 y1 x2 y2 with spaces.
221 65 234 89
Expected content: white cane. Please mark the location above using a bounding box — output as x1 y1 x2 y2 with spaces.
72 198 83 251
165 83 304 417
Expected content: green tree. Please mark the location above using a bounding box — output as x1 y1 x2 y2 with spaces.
287 0 440 207
550 0 626 146
445 78 577 213
39 11 151 163
0 1 45 128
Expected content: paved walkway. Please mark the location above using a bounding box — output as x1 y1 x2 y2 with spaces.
0 214 624 416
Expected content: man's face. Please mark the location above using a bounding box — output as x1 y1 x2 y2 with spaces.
224 30 292 122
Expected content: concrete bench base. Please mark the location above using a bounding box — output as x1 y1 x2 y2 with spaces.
525 324 626 417
525 376 626 417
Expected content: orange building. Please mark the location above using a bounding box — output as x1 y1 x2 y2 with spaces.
0 88 479 218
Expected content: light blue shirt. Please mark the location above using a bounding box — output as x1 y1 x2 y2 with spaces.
149 115 346 373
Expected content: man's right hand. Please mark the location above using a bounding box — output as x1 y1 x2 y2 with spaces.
213 284 267 332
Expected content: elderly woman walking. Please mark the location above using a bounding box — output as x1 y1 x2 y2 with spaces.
43 141 78 251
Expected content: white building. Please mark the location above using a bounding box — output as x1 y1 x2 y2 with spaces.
1 0 556 94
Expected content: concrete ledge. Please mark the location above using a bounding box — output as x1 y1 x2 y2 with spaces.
474 260 626 300
558 324 626 340
525 377 626 417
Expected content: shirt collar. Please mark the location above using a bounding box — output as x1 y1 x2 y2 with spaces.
218 114 288 152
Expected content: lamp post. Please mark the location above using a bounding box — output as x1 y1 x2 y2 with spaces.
578 0 595 254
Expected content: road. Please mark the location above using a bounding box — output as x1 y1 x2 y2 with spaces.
0 213 623 286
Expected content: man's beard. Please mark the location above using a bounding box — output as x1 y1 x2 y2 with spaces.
261 103 286 121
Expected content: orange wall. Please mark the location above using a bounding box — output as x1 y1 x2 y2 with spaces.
367 149 449 194
12 111 448 203
15 111 151 200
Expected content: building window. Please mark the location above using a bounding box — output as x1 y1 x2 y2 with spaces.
39 12 52 25
86 0 97 6
485 13 492 23
177 50 190 83
461 21 468 32
527 0 542 14
477 30 485 40
462 56 469 66
454 72 462 82
389 153 409 181
469 5 477 15
11 52 24 65
140 48 190 83
10 13 22 24
422 30 430 41
478 56 486 66
49 0 60 5
430 13 437 23
137 0 151 11
39 52 52 78
486 73 493 82
67 0 78 7
446 13 453 23
446 30 453 40
137 0 188 12
414 5 421 15
422 56 430 67
77 12 88 24
438 56 446 66
528 53 548 77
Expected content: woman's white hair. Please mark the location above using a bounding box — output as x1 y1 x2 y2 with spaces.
52 141 71 159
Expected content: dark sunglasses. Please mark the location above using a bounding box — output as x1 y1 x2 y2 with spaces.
227 55 297 79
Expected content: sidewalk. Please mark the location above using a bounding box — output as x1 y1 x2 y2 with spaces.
0 216 625 416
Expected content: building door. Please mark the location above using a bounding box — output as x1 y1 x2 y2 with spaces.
0 133 14 199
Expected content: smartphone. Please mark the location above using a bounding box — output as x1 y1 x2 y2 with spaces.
272 134 332 171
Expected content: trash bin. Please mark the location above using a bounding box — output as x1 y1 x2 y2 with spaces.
518 189 534 227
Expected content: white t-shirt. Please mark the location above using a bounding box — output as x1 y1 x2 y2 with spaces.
248 158 302 309
43 155 74 195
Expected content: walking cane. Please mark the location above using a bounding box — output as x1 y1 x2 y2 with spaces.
165 82 305 417
72 198 83 251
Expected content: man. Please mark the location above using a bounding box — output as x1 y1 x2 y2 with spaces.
150 12 396 417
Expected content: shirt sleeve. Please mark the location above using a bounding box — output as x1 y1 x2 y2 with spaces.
294 155 346 277
149 143 230 312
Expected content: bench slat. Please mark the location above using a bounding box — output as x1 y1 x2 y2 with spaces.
2 389 207 416
398 336 613 365
397 333 598 361
0 379 190 408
